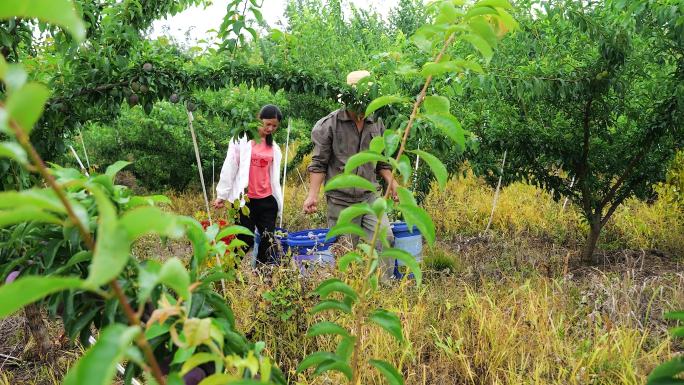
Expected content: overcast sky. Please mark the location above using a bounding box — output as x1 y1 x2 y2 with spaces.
150 0 399 46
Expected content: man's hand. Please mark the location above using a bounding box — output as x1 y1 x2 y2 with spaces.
303 195 318 214
212 198 225 209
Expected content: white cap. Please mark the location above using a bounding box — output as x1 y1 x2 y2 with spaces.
346 70 371 86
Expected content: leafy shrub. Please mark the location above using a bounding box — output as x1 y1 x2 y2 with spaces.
424 168 684 255
81 85 289 191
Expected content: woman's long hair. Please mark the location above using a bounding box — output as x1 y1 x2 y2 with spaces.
258 104 283 147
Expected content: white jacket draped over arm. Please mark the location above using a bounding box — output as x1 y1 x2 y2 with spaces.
216 136 283 217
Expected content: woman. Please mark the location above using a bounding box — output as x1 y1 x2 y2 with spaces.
213 104 284 265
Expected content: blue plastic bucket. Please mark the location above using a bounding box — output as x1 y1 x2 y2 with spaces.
282 229 337 256
390 222 423 279
293 251 335 275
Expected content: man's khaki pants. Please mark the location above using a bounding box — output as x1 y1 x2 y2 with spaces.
327 195 394 281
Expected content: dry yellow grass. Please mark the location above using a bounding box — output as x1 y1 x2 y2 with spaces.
5 174 682 385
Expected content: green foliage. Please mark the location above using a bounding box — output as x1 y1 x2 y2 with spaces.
82 85 289 191
647 312 684 384
458 0 684 260
0 3 288 385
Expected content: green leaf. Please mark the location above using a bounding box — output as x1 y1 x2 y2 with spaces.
0 207 62 228
85 186 129 288
200 376 263 385
314 359 353 381
311 299 352 315
2 64 27 94
137 260 161 304
159 258 190 300
369 309 403 342
410 33 432 53
324 174 376 193
381 248 423 287
647 357 684 383
423 96 450 114
421 61 460 78
0 0 87 41
336 203 375 226
671 326 684 338
463 34 493 62
496 8 518 31
423 113 465 148
453 59 484 74
397 187 417 206
397 203 435 246
327 223 367 240
370 136 385 154
296 352 337 373
127 194 172 208
369 359 405 385
307 321 350 338
336 336 356 360
665 311 684 321
475 0 513 9
338 251 363 272
315 278 358 300
384 130 401 157
371 197 388 216
104 161 131 180
0 189 65 213
5 83 50 135
344 151 388 174
216 225 253 240
469 17 498 48
119 207 185 242
144 322 169 340
365 95 407 117
63 325 140 385
412 150 448 188
0 142 27 165
465 5 498 18
436 2 460 24
0 276 83 318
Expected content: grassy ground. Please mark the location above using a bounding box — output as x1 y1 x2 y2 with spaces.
2 173 682 384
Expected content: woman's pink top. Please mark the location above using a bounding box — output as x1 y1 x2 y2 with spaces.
246 140 273 199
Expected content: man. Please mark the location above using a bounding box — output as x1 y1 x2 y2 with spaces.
303 70 398 280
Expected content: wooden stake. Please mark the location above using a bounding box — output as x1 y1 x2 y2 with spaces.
485 149 507 234
187 110 226 294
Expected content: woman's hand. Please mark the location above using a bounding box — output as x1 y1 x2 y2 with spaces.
212 198 225 209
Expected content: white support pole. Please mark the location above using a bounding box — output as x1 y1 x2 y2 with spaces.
88 336 141 385
212 158 216 203
187 111 226 294
562 176 576 212
69 145 89 177
412 142 421 190
485 149 507 234
280 120 291 228
77 126 91 170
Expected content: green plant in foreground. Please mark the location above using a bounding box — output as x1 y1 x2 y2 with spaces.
647 311 684 385
297 1 515 384
0 1 284 385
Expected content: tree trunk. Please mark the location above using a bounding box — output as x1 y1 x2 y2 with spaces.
23 303 52 359
582 218 602 264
